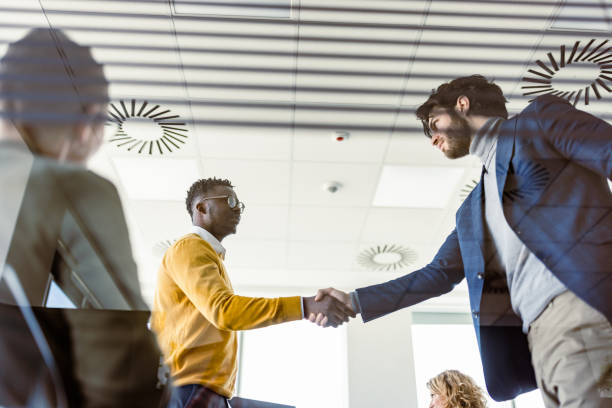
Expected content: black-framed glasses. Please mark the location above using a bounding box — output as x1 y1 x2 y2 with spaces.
202 195 245 213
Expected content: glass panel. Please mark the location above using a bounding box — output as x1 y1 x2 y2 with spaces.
238 320 348 408
411 323 514 408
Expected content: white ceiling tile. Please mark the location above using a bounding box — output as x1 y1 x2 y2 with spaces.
112 157 200 200
424 0 559 30
296 0 429 105
173 18 298 101
223 238 288 269
192 104 293 160
291 162 380 206
287 241 359 270
235 205 289 240
360 208 448 246
289 207 367 241
202 159 291 205
373 165 466 208
292 108 393 161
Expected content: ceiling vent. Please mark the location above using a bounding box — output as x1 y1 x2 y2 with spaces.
107 99 188 155
357 244 417 272
522 39 611 106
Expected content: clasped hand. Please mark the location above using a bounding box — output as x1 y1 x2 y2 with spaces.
303 288 355 328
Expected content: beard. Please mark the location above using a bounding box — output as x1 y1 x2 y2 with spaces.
443 110 472 159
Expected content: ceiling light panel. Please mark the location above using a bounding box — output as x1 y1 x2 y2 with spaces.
291 162 380 206
296 0 429 105
112 157 200 201
373 165 465 208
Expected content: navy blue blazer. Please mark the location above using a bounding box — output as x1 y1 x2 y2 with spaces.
356 95 612 401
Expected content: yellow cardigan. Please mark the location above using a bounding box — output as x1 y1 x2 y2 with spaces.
151 233 302 397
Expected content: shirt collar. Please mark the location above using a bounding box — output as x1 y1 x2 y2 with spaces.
191 225 226 258
469 117 504 172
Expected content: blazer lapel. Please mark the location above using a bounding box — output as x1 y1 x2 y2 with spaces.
469 167 487 271
495 119 516 204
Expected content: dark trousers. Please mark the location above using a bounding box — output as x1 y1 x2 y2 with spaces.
169 384 231 408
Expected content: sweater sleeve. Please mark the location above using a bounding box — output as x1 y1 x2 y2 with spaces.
167 237 302 331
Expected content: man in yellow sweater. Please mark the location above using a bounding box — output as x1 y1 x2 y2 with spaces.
152 177 354 408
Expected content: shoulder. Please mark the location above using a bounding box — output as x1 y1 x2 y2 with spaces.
520 94 572 116
170 233 218 258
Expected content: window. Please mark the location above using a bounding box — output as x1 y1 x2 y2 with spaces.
411 313 544 408
237 320 348 408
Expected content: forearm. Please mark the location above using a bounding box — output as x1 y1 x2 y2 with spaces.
207 294 302 331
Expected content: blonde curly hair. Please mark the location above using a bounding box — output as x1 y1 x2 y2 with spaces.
427 370 488 408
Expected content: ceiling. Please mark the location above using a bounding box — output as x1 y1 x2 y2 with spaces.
1 0 610 312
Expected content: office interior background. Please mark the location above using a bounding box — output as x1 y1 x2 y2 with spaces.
2 0 611 407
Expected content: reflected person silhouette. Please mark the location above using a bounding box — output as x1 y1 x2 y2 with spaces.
0 28 169 407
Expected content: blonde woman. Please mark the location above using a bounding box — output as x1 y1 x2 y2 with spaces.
427 370 488 408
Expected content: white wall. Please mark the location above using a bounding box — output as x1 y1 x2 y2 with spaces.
346 307 417 408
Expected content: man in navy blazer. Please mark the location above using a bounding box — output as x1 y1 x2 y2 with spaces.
313 76 612 406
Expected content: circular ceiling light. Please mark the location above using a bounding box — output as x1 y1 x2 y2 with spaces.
522 39 612 106
107 99 188 154
357 244 417 272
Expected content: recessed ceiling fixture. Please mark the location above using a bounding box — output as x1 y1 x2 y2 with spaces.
522 39 612 105
107 99 188 154
152 239 177 257
357 244 417 272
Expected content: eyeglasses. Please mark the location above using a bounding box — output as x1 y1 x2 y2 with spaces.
202 195 245 213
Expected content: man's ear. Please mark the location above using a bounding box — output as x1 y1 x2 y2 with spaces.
195 201 207 215
455 95 470 115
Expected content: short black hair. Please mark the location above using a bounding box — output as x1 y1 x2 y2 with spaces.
416 75 508 137
185 177 234 219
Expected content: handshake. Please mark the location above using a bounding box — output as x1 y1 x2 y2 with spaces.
303 288 357 328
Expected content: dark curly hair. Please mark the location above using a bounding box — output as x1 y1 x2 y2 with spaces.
416 75 508 137
185 177 234 219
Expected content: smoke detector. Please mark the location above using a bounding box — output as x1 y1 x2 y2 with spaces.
322 181 343 193
332 131 350 142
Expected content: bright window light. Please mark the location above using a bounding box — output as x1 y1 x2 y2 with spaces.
45 280 76 309
238 320 348 408
411 321 545 408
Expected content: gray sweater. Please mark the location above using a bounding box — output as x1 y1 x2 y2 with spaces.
470 118 567 333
